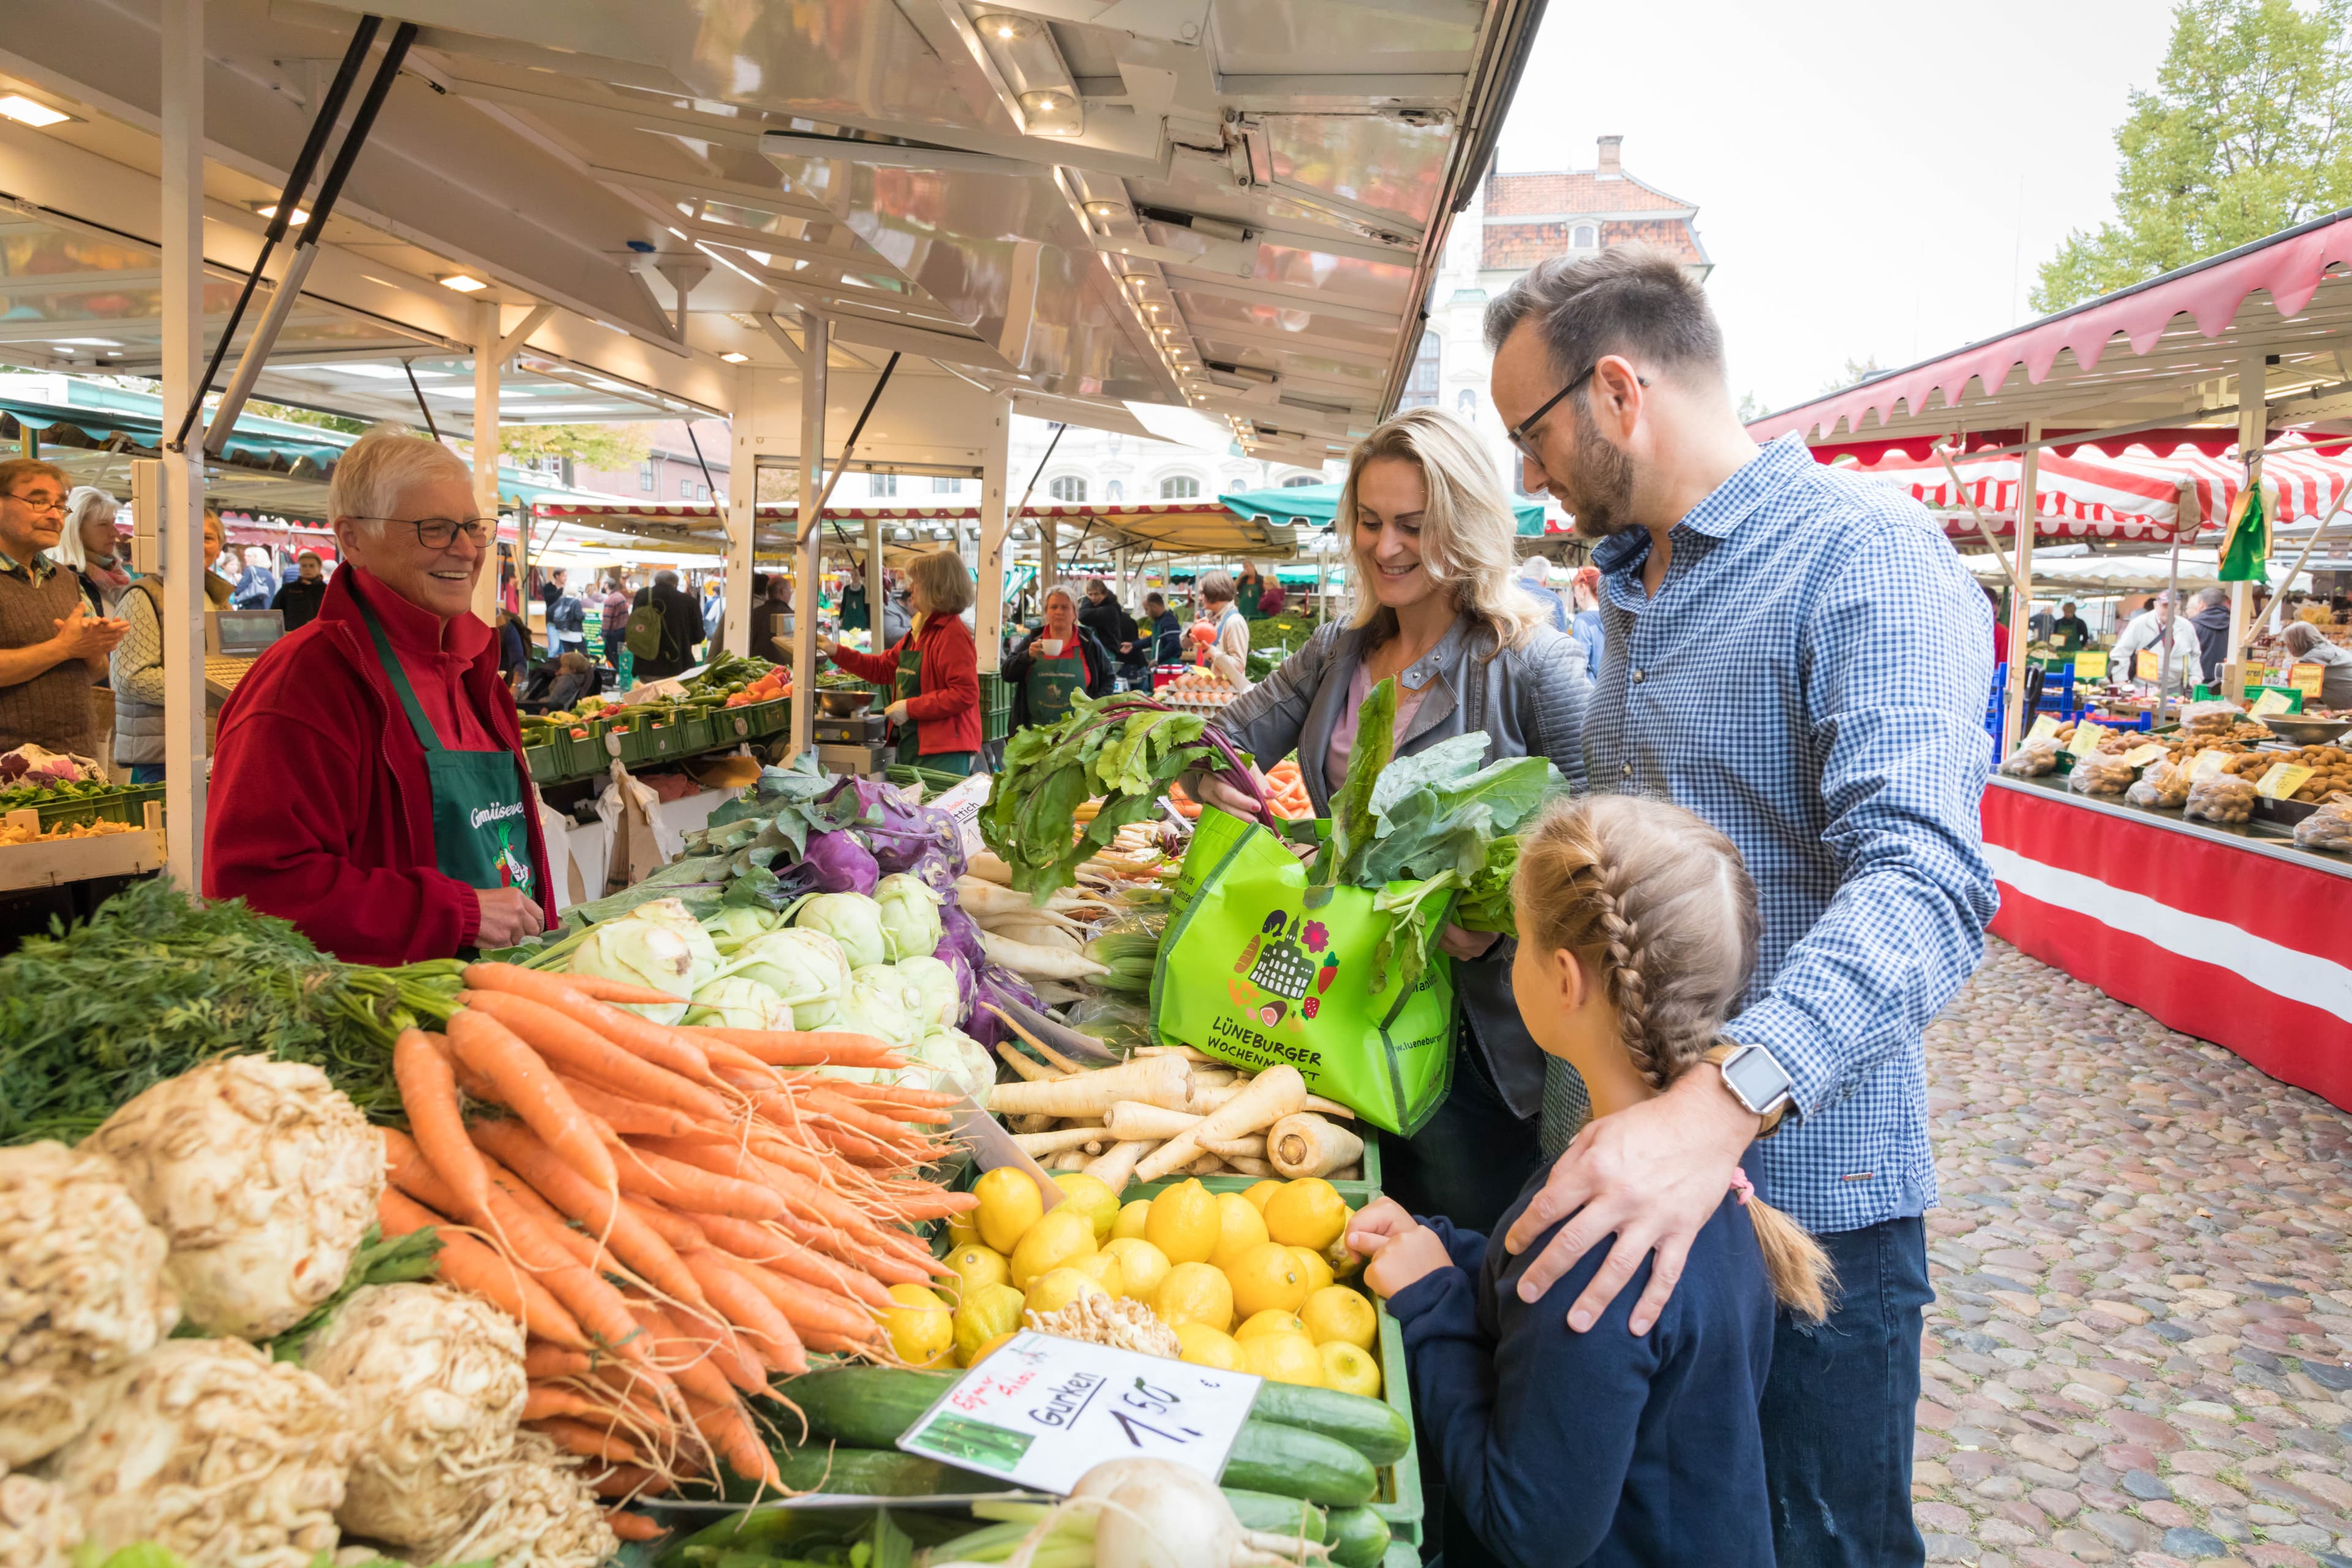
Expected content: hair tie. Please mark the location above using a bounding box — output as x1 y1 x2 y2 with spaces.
1727 1169 1754 1207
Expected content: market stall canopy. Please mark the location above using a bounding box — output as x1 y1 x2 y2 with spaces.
1222 481 1549 535
1959 549 2318 596
0 0 1544 458
530 499 1298 563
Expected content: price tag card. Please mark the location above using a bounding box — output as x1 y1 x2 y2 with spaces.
2292 663 2328 698
2190 748 2230 782
2251 688 2294 718
2026 714 2061 744
2075 650 2110 680
2122 742 2168 768
2135 648 2160 682
2256 763 2315 800
932 772 996 857
2062 725 2102 760
898 1333 1261 1494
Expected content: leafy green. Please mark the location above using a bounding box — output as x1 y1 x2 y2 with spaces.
1455 835 1521 933
1320 677 1396 888
1369 870 1463 995
982 692 1221 902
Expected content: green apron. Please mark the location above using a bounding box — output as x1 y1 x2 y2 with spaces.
360 602 538 901
892 636 975 775
1025 631 1087 728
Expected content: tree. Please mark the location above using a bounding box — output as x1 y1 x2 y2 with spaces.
497 422 652 475
1737 390 1769 422
1822 355 1886 394
2032 0 2352 314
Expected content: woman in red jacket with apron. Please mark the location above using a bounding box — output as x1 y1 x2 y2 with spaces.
818 552 982 772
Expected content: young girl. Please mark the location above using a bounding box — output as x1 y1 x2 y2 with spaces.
1348 793 1831 1568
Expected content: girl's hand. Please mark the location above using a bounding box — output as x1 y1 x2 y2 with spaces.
1362 1223 1452 1300
1344 1197 1415 1256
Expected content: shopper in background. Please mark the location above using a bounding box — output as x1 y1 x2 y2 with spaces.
2113 589 2201 700
1077 577 1126 658
52 487 129 615
544 649 598 710
540 567 568 655
0 459 125 758
230 545 279 609
1193 568 1252 692
758 573 796 658
2281 620 2352 708
1003 581 1114 730
880 569 913 648
600 576 631 666
818 551 982 774
496 608 529 686
2187 584 2233 686
271 551 328 631
1515 553 1570 631
206 431 552 962
1145 590 1182 667
2050 600 2090 651
627 568 704 681
1233 559 1267 618
1570 564 1604 679
113 507 233 784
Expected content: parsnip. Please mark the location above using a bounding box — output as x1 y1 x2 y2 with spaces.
1187 1153 1226 1175
1134 1066 1308 1183
1104 1101 1205 1142
1011 1113 1055 1135
1189 1069 1238 1090
986 1054 1191 1118
1000 1047 1064 1084
1050 1150 1088 1170
1134 1045 1218 1063
1082 1140 1156 1191
1267 1112 1365 1179
1198 1131 1266 1161
1224 1155 1273 1177
1189 1084 1243 1115
965 852 1014 886
1302 1095 1357 1120
1012 1126 1114 1158
980 930 1109 979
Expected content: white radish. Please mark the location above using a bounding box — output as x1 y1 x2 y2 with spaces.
1134 1066 1308 1183
979 930 1109 979
1267 1112 1365 1180
1068 1458 1327 1568
1103 1101 1205 1142
986 1055 1192 1118
991 919 1084 953
965 852 1014 886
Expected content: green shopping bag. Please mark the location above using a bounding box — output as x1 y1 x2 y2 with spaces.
1152 806 1456 1136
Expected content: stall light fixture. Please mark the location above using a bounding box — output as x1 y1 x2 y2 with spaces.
0 94 72 129
1085 200 1126 221
437 273 489 293
719 350 750 363
977 12 1039 42
252 202 309 225
1019 91 1084 137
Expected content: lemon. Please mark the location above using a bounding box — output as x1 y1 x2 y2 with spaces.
953 1282 1026 1365
1112 1199 1153 1241
1173 1322 1246 1371
1009 1207 1098 1289
1241 1331 1324 1387
1227 1240 1312 1319
1207 1191 1272 1272
945 1243 1012 1298
1145 1178 1220 1265
1317 1340 1381 1397
1264 1178 1349 1251
1102 1238 1171 1302
967 1330 1017 1367
974 1166 1045 1254
1241 1179 1284 1215
1324 1232 1365 1281
1233 1308 1307 1341
1154 1261 1234 1333
1074 1248 1125 1298
1052 1172 1122 1243
944 1210 982 1250
876 1283 953 1368
1026 1266 1108 1318
1300 1285 1378 1350
1291 1246 1335 1295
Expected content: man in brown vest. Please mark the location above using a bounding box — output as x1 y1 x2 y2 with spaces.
0 458 124 758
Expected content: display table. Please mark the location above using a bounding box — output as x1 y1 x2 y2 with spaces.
1981 776 2352 1110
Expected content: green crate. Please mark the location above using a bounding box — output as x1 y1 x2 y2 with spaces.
28 783 162 831
523 743 564 784
740 696 792 737
623 717 690 765
675 714 718 755
982 671 1012 743
711 707 761 748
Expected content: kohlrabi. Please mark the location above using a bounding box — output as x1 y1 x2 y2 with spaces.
834 965 917 1049
910 1023 995 1107
721 927 853 1030
891 954 963 1028
873 872 943 960
791 891 889 970
701 906 782 956
567 899 720 1023
683 974 792 1031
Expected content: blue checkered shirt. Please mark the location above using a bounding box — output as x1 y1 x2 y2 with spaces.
1583 434 1999 1234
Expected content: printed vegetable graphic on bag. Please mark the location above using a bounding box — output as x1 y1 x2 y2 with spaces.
1153 679 1564 1134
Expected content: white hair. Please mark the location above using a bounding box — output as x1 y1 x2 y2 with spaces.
47 486 119 572
1042 581 1083 611
1518 555 1552 584
328 429 474 522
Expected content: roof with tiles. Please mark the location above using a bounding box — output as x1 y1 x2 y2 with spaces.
1480 138 1709 274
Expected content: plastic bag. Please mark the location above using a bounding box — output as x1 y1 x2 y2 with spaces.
2180 700 2240 734
1998 737 2062 777
2294 795 2352 852
2184 773 2257 824
2068 754 2136 796
2126 761 2190 809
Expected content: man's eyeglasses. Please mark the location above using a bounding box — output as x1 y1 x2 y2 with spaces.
2 491 66 514
1504 363 1648 459
352 515 497 549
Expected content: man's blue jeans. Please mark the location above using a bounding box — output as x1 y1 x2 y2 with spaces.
1761 1215 1932 1568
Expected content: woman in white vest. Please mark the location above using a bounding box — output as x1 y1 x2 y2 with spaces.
112 507 232 783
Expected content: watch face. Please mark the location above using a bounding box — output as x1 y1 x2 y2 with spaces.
1724 1048 1792 1110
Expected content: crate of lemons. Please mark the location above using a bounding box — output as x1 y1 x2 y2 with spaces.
874 1169 1381 1396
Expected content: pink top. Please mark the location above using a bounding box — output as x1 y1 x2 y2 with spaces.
1325 660 1427 796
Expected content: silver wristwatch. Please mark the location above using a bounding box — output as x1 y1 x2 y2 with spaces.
1716 1042 1794 1121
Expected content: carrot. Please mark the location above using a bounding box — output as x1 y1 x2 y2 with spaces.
470 1119 714 1313
680 1027 908 1069
557 1074 710 1142
611 1143 788 1223
606 1509 667 1542
524 1385 615 1423
624 1196 710 1254
393 1029 496 1226
447 1007 619 1197
684 1250 809 1375
376 1187 591 1351
526 1344 596 1382
682 1392 782 1487
701 1040 777 1077
468 960 683 1009
720 1256 887 1344
529 1417 643 1466
688 1212 894 1310
459 987 733 1123
797 1084 944 1145
635 1301 764 1403
592 1466 661 1500
465 973 716 1081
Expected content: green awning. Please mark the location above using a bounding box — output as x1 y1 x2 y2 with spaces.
1221 481 1548 536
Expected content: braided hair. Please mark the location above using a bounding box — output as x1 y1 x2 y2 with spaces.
1513 794 1834 1321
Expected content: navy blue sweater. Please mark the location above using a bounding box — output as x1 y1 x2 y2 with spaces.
1385 1181 1777 1568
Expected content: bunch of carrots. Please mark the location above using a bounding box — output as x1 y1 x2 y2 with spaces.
1165 761 1313 822
374 962 976 1539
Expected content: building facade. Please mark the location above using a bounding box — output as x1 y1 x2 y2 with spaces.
567 417 733 505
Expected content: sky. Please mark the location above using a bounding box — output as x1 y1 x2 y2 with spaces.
1490 0 2177 415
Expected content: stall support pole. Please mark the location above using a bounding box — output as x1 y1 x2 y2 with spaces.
2225 352 2265 701
470 300 501 625
790 317 827 763
723 368 753 658
975 399 1011 674
159 0 206 890
1039 519 1058 596
2002 420 2041 752
865 513 884 647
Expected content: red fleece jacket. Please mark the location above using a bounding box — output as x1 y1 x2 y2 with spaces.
827 612 982 755
203 565 554 965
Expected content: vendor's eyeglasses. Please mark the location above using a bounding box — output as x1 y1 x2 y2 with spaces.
2 491 66 513
353 514 496 549
1504 364 1648 459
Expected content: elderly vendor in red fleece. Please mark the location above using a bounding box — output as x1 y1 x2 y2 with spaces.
205 432 552 962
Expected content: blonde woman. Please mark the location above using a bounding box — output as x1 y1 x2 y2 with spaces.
1193 405 1591 1232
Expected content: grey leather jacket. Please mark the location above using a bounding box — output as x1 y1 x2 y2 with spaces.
1210 614 1591 1118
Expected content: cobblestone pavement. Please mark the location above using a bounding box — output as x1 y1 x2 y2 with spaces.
1915 940 2352 1568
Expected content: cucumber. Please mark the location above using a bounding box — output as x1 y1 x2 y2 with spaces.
1323 1506 1392 1568
785 1366 956 1449
1247 1381 1412 1466
1219 1419 1378 1506
773 1443 1014 1497
1222 1489 1326 1544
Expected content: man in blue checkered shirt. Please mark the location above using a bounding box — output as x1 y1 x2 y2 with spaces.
1483 249 1998 1567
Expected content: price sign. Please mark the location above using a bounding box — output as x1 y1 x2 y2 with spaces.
2256 763 2315 800
2190 748 2230 782
899 1333 1261 1494
2075 650 2110 680
2025 714 2061 744
932 772 996 857
2062 725 2103 760
2291 663 2328 699
2135 648 2161 682
2250 688 2294 718
2122 742 2168 768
